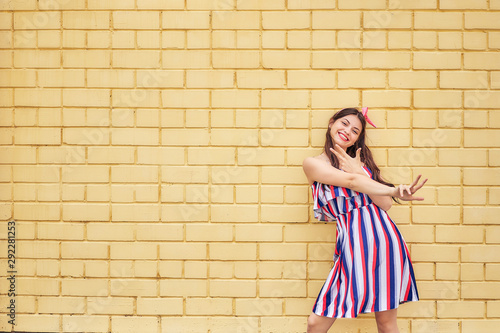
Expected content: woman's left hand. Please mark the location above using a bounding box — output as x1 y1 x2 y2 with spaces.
330 144 364 174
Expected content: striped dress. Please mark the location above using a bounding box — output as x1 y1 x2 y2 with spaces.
310 166 419 318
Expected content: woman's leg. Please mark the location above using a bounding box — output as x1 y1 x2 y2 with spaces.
306 312 336 333
374 308 399 333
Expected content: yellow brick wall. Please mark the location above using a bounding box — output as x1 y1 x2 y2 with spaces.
0 1 499 332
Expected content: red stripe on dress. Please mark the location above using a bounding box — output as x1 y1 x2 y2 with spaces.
346 210 356 318
373 205 391 310
369 206 377 312
357 209 367 315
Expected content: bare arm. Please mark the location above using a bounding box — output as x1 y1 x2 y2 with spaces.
303 157 395 197
356 168 393 211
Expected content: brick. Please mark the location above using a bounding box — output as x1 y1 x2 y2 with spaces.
440 71 488 89
463 320 500 333
411 244 459 262
38 297 85 314
436 226 483 243
338 70 385 88
311 90 359 109
62 315 108 332
111 166 158 183
363 129 411 147
414 129 461 148
465 130 500 148
86 0 134 9
486 264 500 280
262 90 309 109
439 149 487 166
113 50 160 69
0 69 36 87
163 50 210 69
38 222 84 240
388 148 437 166
363 11 412 29
363 51 411 69
438 32 462 50
487 227 500 244
388 31 412 49
210 280 257 297
87 70 134 88
288 30 311 49
312 11 361 29
14 88 60 107
110 242 157 260
185 70 234 88
339 0 385 9
437 301 484 318
61 279 108 296
388 71 437 89
14 203 60 220
465 12 500 29
137 298 182 315
462 245 500 262
63 203 109 221
260 280 306 297
311 51 360 69
210 129 258 147
464 207 500 224
111 279 157 297
212 11 259 29
113 11 159 29
463 282 500 299
186 224 233 241
231 70 285 88
236 298 283 316
413 52 461 70
233 225 282 242
61 242 108 259
14 11 61 29
262 11 310 29
261 50 309 69
414 90 462 108
465 53 500 70
398 225 434 243
162 11 209 29
212 89 259 108
11 315 59 332
14 127 60 145
161 89 209 108
415 12 462 30
440 0 487 9
465 91 500 109
186 298 232 315
412 206 461 224
209 243 256 260
111 203 159 221
417 281 459 300
289 70 335 88
38 69 85 87
464 32 487 50
111 316 158 333
413 31 437 50
436 263 460 281
13 165 59 182
160 279 205 297
363 90 411 107
63 11 109 29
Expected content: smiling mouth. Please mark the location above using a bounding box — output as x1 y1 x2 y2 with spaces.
338 132 349 142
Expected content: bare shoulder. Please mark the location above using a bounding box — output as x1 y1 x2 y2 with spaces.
303 155 331 185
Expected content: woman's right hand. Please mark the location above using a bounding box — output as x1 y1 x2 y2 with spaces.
392 174 428 201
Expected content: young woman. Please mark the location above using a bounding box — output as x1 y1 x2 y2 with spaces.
302 108 427 333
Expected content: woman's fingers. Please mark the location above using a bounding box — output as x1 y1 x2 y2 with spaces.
410 174 422 187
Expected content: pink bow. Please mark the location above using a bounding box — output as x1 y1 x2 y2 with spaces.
362 107 377 128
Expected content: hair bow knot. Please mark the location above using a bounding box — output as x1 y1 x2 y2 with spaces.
362 107 377 128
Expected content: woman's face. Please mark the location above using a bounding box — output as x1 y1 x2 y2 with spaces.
329 114 362 150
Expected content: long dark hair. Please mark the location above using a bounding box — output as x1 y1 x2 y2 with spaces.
324 108 398 203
